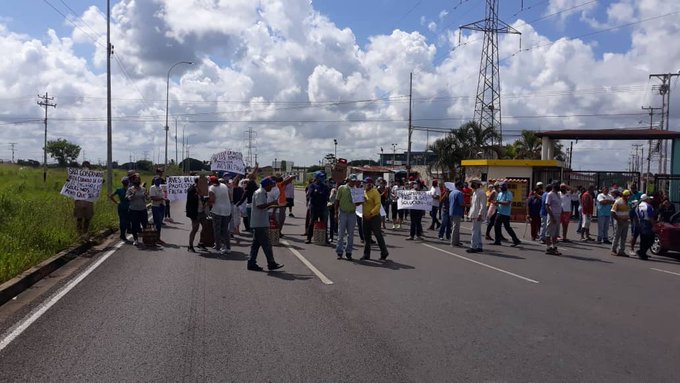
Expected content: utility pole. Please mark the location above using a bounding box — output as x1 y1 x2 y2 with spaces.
641 105 662 191
106 0 113 194
649 71 680 176
37 92 56 182
406 72 413 178
175 118 178 166
460 0 521 148
8 143 17 163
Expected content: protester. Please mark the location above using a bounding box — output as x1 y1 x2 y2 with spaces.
149 176 166 244
247 177 284 271
449 181 465 247
275 175 295 238
109 176 130 241
285 179 295 217
377 178 390 230
485 183 499 241
636 194 656 260
185 176 207 252
406 181 425 241
462 182 472 221
580 185 595 241
539 183 550 243
596 186 614 244
231 178 245 236
428 180 441 230
208 175 232 254
467 179 486 253
658 197 677 222
571 185 580 220
360 177 389 260
628 183 643 252
126 173 148 246
559 184 572 242
73 161 95 237
305 171 330 244
438 183 452 241
391 179 405 229
237 164 259 232
610 189 631 257
492 182 521 247
335 175 359 260
544 181 562 255
526 185 543 241
327 179 338 242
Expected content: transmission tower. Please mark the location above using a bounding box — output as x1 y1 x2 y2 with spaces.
460 0 521 147
243 127 257 169
8 143 17 163
649 72 680 176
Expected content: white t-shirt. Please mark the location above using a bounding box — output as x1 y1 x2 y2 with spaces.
560 192 572 213
209 183 232 216
430 186 441 207
149 185 165 207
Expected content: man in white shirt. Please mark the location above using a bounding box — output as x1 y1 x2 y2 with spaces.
466 179 486 253
149 176 166 244
545 181 563 255
559 184 573 241
285 181 295 217
208 175 233 254
428 180 441 230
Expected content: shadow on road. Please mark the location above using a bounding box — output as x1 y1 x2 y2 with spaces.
196 251 249 261
645 256 680 266
266 271 314 281
482 251 525 260
355 259 415 270
559 254 613 263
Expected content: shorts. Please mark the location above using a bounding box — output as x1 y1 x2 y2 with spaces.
560 212 571 224
546 215 560 238
581 214 591 230
286 198 294 208
73 200 94 219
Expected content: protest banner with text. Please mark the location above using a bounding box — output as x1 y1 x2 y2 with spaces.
396 190 432 211
60 168 104 202
210 150 246 175
166 176 196 201
351 187 365 203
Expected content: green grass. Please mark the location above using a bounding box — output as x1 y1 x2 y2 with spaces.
0 164 152 284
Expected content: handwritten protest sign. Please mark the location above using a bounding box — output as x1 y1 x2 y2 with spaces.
351 187 365 203
355 204 387 218
166 176 196 201
60 168 104 202
444 182 456 191
396 190 432 211
210 150 246 175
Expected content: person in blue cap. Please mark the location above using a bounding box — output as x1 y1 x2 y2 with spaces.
305 171 330 244
247 177 284 271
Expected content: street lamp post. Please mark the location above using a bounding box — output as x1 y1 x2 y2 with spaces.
165 61 193 171
391 143 398 166
380 147 383 166
333 139 337 163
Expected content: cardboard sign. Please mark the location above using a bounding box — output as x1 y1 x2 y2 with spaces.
166 176 196 201
210 150 246 175
60 168 104 202
351 187 365 203
396 190 432 211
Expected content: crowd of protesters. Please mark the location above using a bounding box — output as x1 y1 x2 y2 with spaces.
108 164 677 272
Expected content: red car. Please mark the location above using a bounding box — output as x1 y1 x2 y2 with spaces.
651 212 680 256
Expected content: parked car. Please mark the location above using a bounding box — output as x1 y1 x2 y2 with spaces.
651 212 680 256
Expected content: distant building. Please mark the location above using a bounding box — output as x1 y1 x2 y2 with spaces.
378 151 437 166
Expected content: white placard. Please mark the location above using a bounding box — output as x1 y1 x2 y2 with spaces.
355 204 387 218
210 150 246 175
351 187 365 203
396 190 432 211
60 168 104 202
445 182 456 191
166 176 196 201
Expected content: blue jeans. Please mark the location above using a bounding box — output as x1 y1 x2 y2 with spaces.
118 207 130 239
152 205 165 237
211 213 232 251
598 216 611 242
539 215 547 241
438 211 451 239
450 215 462 245
336 211 356 255
470 219 483 250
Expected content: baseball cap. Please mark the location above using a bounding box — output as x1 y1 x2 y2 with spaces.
209 176 218 183
261 177 275 188
536 182 544 187
349 174 358 181
640 194 652 201
364 177 374 184
622 190 631 196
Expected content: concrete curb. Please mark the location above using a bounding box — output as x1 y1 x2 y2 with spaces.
0 228 115 306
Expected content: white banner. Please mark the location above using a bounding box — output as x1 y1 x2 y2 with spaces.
60 168 104 202
210 150 246 175
166 176 196 201
396 190 432 211
351 187 365 203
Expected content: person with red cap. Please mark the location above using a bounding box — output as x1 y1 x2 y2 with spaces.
360 177 389 261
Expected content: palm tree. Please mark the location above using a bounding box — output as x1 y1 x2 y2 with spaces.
513 130 542 160
451 121 501 159
428 134 461 180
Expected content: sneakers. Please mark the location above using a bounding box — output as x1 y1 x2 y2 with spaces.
304 239 311 244
219 248 231 255
466 248 482 253
546 247 562 256
289 213 295 217
337 253 343 260
405 237 414 241
511 241 521 247
345 253 353 261
268 263 284 271
247 264 264 271
132 240 138 246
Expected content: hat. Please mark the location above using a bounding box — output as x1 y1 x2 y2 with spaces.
261 178 275 188
640 194 652 201
622 190 631 196
349 174 358 181
121 176 129 184
364 177 374 184
314 171 326 179
209 176 218 183
536 182 544 187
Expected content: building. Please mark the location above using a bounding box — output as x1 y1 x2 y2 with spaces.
378 151 437 167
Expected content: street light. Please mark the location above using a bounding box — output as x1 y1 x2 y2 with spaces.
391 143 398 166
380 147 384 166
165 61 193 171
333 139 338 163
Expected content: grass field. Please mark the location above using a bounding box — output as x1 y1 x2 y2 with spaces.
0 164 153 284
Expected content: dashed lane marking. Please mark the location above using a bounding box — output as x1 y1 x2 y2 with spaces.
280 240 334 285
422 243 540 284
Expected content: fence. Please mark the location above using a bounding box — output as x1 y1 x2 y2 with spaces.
654 174 680 205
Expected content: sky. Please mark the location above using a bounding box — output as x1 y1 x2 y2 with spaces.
0 0 679 171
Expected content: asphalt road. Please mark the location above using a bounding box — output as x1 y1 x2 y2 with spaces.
1 199 679 382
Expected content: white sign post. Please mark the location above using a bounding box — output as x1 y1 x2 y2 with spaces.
396 190 432 211
60 168 104 202
166 176 196 201
210 150 246 175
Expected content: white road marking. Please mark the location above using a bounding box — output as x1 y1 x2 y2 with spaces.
0 240 126 352
280 240 334 285
651 268 680 277
422 243 540 284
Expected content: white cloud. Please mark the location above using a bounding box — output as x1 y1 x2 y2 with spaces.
0 0 678 173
